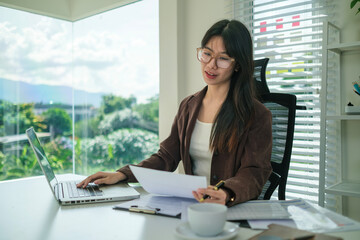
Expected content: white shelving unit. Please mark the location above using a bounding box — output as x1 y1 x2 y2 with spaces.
326 182 360 198
327 115 360 120
320 21 360 207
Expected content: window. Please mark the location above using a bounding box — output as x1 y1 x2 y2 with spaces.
0 0 159 180
228 0 335 207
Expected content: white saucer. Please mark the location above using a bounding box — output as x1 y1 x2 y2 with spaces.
174 221 239 240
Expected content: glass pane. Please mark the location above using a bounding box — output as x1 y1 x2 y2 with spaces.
0 0 159 180
0 7 73 180
73 0 159 175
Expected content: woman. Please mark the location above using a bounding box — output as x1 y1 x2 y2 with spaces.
77 19 272 207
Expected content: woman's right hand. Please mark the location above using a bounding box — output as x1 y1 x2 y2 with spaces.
76 171 127 188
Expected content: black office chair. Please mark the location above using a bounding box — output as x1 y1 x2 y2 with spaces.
258 93 297 200
254 57 306 111
253 58 300 200
254 58 270 97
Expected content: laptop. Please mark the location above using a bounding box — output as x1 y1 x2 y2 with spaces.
26 127 140 205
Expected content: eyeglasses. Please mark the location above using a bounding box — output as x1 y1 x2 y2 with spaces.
196 47 235 69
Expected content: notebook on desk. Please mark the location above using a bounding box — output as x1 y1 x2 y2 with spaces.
26 127 140 205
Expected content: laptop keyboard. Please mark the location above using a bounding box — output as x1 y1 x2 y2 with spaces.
66 181 103 198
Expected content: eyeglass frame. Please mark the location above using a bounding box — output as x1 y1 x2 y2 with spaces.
196 47 236 69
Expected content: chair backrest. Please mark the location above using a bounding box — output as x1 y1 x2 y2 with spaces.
258 92 297 200
254 58 270 96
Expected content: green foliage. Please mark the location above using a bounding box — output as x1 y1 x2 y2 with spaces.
133 95 159 123
0 100 45 135
0 93 160 181
44 137 73 173
101 94 136 114
0 145 42 180
74 138 83 171
0 137 75 181
75 117 100 138
79 128 158 170
351 0 360 15
98 108 140 135
42 108 72 136
108 128 158 166
0 151 4 177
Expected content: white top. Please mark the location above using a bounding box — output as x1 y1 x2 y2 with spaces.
189 119 213 185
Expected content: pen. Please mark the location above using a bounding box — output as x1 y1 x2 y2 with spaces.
129 205 161 214
199 180 225 202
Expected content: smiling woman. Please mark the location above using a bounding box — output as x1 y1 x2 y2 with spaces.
0 0 159 181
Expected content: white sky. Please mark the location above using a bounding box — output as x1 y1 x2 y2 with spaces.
0 0 159 103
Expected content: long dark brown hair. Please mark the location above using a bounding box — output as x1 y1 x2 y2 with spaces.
202 19 255 153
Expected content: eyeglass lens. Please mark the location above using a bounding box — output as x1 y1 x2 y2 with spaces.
197 49 232 69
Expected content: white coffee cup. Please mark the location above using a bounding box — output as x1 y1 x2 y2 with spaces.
187 203 227 237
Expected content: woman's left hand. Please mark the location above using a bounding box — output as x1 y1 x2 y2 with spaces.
192 186 228 205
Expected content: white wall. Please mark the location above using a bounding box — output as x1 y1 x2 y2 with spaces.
159 0 360 220
158 0 228 141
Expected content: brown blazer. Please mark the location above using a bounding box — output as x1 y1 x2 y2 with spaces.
118 87 272 206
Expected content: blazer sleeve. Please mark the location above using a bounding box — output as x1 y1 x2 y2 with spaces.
224 105 273 207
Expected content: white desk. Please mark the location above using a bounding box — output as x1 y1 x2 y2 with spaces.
1 175 359 240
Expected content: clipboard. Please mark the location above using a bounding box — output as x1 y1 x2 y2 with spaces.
114 204 181 218
113 194 198 218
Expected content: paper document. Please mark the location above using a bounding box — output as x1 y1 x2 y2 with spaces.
242 199 360 233
227 201 290 220
289 200 360 233
129 166 207 198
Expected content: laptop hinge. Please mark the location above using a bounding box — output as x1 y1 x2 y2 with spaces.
60 183 65 198
54 183 64 199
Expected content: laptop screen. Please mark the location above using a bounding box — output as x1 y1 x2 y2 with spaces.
26 127 58 198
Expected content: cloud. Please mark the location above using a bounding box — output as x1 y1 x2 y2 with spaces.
0 1 159 104
0 18 73 84
71 28 159 102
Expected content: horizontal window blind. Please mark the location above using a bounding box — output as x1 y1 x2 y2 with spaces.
226 0 335 206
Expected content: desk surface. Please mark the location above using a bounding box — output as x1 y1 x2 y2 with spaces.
1 175 359 240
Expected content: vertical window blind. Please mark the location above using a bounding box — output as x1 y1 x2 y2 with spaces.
226 0 335 206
